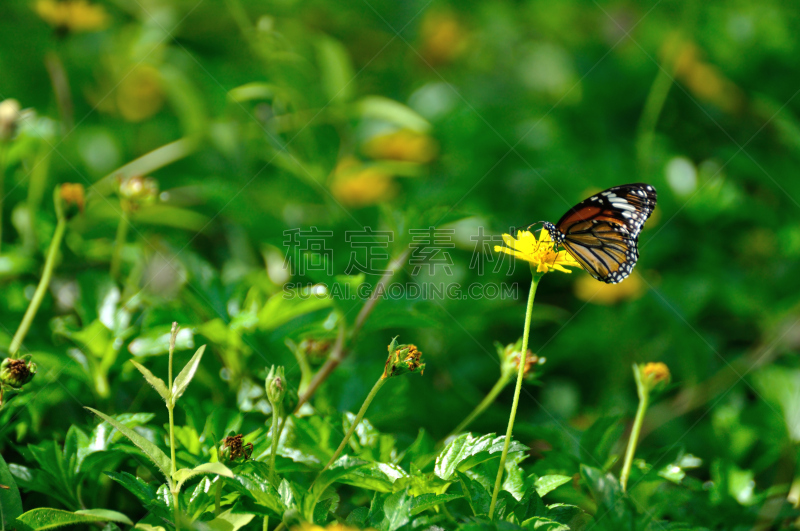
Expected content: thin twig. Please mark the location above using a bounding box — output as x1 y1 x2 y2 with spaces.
293 250 408 413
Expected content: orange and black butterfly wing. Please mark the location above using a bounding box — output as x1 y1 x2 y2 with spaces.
555 183 657 284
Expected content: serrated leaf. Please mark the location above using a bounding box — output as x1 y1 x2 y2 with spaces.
368 489 413 531
0 454 23 528
172 345 206 402
85 408 172 487
338 461 408 493
130 360 170 402
173 462 233 490
457 472 491 516
435 433 528 481
16 508 132 530
227 462 285 515
410 493 463 516
535 475 572 497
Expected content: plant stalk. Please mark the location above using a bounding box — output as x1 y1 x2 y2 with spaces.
450 375 511 437
110 210 129 280
269 403 281 481
319 376 387 477
167 322 180 531
295 250 409 412
488 275 540 518
9 217 67 357
621 375 650 492
215 480 222 516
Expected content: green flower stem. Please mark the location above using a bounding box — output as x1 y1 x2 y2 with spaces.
318 376 387 477
0 144 6 255
450 375 512 437
8 217 67 357
621 371 650 492
110 210 129 280
167 323 180 531
489 274 540 519
215 480 222 516
269 403 281 481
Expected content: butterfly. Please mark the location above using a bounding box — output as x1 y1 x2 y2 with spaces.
539 183 657 284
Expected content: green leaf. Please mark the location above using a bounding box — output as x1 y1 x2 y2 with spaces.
85 408 172 487
355 96 431 133
305 456 368 519
172 345 206 402
104 471 171 521
410 493 463 516
227 462 285 515
580 416 624 470
521 516 570 531
173 462 233 490
457 472 491 516
545 504 591 531
258 291 332 331
338 461 408 493
128 327 195 358
315 36 355 104
0 453 23 528
535 475 572 497
130 360 170 402
16 508 132 530
205 509 255 531
368 489 413 531
435 433 528 481
580 465 630 526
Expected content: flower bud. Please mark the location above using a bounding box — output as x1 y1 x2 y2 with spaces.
299 337 331 365
634 362 671 397
219 434 252 462
118 175 159 211
0 99 21 142
266 365 286 406
498 339 545 382
383 338 425 378
0 358 37 388
57 183 85 219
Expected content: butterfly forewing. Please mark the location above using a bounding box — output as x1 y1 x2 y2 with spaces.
552 183 657 284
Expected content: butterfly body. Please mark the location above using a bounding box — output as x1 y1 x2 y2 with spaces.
541 183 657 284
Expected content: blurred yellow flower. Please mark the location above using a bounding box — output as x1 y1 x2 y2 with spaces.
330 157 397 207
420 10 468 65
494 229 581 274
116 65 165 122
294 523 370 531
642 362 670 384
668 39 743 114
362 129 438 164
35 0 109 33
574 271 645 305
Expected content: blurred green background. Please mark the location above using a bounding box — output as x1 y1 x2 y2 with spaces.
2 0 800 518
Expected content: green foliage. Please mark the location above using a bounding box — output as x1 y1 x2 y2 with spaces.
1 0 799 529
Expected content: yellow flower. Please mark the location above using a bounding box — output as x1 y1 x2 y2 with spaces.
35 0 109 33
574 272 645 305
494 229 581 274
330 157 397 207
362 129 438 164
420 10 468 65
